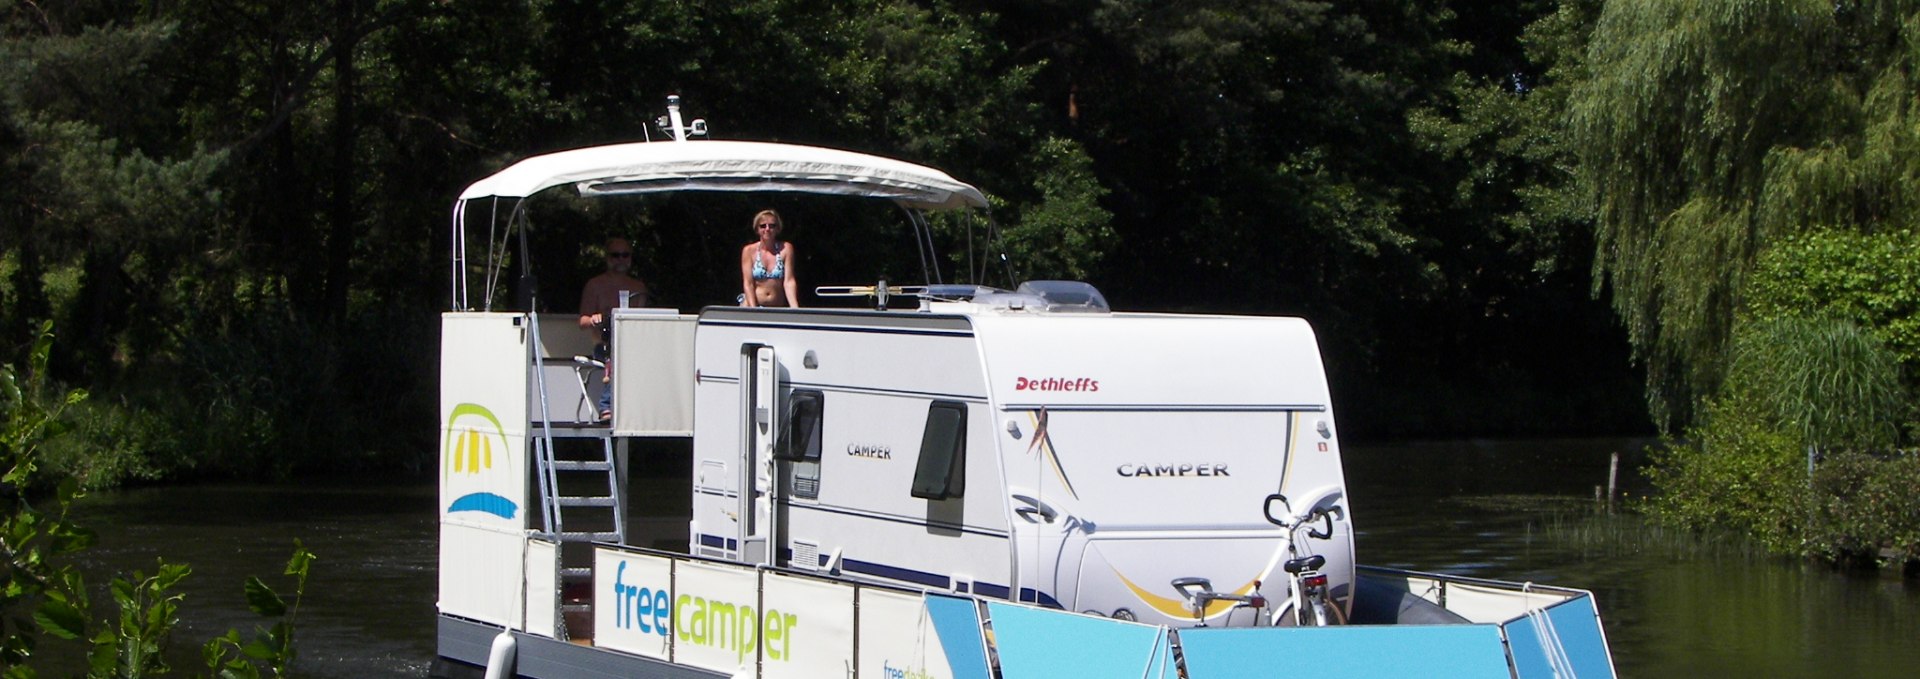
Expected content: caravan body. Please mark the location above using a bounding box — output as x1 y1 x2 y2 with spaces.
688 301 1354 627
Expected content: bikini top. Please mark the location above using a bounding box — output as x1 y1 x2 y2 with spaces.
751 243 786 281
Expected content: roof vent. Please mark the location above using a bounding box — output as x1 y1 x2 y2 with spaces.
1015 280 1110 313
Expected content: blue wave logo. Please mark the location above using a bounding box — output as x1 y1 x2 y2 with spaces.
444 403 518 520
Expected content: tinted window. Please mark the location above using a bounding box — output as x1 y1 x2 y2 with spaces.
911 401 967 499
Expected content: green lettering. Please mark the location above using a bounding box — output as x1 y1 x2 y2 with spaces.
691 597 710 644
737 605 757 662
711 601 736 652
782 613 797 661
763 610 785 661
675 595 694 642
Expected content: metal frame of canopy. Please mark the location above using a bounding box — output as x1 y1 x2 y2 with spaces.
449 138 1002 312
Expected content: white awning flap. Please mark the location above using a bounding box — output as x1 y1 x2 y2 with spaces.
456 140 988 210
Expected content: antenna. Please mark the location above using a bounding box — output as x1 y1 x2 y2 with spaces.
655 95 709 141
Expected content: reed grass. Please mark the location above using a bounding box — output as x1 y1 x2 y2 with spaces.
1537 511 1773 561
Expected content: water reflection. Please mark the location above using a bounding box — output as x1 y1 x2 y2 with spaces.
66 481 438 677
49 439 1920 678
1347 438 1920 679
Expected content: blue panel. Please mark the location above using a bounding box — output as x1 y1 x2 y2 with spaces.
986 602 1167 678
1180 625 1511 679
924 594 993 679
1505 595 1616 679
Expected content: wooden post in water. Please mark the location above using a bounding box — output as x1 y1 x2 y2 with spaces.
1607 452 1620 511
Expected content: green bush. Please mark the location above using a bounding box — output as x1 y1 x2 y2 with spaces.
1648 402 1920 565
1746 229 1920 375
1643 398 1810 554
37 398 170 490
6 323 314 677
26 299 438 485
1803 450 1920 565
1722 315 1907 450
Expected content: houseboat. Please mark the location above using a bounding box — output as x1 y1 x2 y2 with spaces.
434 98 1616 678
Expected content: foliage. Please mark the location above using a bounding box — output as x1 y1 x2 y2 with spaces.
61 561 193 679
35 399 169 491
1803 450 1920 564
0 0 1675 479
200 542 314 679
4 324 312 677
1745 229 1920 372
1648 317 1916 563
1643 400 1810 555
3 324 97 674
993 137 1112 281
1569 1 1920 429
1647 313 1914 561
6 324 190 679
1569 0 1850 427
1723 316 1907 450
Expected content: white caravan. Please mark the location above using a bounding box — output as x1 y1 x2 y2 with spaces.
689 304 1353 627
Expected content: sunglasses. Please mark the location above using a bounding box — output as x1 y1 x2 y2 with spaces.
607 251 632 258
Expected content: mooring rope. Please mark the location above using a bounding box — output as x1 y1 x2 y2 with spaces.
1522 582 1578 679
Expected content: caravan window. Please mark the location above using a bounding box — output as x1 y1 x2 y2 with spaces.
780 390 825 500
911 401 967 500
777 390 824 462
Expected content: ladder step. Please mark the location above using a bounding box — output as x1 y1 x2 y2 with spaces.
561 531 623 542
552 460 613 472
559 496 618 507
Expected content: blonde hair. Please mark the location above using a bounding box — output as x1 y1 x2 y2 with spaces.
751 209 783 233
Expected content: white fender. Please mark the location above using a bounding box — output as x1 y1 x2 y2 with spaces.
482 631 517 679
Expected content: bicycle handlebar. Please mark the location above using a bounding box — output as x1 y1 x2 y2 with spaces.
1264 486 1344 530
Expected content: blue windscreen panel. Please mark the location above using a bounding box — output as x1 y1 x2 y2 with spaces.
985 602 1174 678
1180 625 1513 679
923 594 993 679
1504 594 1617 679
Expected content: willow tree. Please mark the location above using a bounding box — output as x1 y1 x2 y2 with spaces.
1571 0 1920 428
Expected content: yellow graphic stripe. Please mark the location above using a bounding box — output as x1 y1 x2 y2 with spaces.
1114 569 1261 620
1276 411 1300 493
443 402 507 480
1026 409 1078 500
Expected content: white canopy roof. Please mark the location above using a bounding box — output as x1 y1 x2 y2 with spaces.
456 139 988 211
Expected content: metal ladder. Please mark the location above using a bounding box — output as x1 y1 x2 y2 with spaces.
528 313 627 639
532 435 626 546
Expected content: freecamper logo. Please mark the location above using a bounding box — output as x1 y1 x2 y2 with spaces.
610 561 801 663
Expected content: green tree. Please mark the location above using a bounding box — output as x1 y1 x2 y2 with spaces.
1570 0 1920 427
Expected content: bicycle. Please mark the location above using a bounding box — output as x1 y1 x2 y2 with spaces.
1263 486 1346 627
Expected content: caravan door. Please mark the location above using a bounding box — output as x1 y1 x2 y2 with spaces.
738 345 781 566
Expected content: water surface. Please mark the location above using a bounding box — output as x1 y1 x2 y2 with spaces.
58 438 1919 677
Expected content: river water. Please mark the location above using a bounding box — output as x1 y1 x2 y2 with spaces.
57 438 1920 678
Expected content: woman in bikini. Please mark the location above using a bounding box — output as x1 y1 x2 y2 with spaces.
740 209 800 307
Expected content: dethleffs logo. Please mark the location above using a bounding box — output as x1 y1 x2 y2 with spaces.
1014 376 1099 392
610 562 800 663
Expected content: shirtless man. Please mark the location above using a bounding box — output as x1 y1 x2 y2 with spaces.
579 237 649 420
